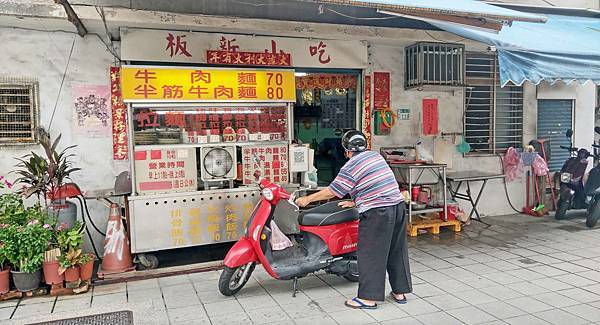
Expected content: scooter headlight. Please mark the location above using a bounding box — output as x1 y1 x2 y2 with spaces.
561 172 573 183
262 188 274 201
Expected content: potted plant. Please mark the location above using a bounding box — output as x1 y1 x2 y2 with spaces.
0 176 14 294
42 246 63 285
3 221 52 292
58 248 82 283
0 176 28 226
14 128 81 228
78 253 95 282
56 221 84 253
0 224 11 294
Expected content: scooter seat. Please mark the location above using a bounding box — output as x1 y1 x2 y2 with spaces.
298 201 359 226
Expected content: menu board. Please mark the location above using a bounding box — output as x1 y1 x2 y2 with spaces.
242 145 289 185
134 148 197 195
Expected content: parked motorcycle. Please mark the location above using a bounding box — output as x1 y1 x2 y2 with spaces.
218 158 359 296
555 128 600 228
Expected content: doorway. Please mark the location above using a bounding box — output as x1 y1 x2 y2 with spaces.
293 71 361 185
537 99 573 171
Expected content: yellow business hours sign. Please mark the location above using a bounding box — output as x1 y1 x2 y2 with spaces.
121 66 296 102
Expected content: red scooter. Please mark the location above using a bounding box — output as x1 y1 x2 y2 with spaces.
218 160 360 296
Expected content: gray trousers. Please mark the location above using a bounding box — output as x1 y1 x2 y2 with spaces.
357 203 412 301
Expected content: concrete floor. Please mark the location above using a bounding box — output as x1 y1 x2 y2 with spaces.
1 213 600 325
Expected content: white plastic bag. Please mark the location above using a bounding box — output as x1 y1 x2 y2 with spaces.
270 220 293 251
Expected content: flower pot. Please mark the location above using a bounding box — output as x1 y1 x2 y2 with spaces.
42 261 64 285
11 269 42 292
64 266 80 283
0 268 10 294
79 258 94 281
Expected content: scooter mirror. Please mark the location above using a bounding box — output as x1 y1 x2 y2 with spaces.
566 129 574 138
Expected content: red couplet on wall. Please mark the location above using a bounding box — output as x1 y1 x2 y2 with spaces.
422 99 439 136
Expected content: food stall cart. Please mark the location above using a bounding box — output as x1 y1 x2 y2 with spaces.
120 66 301 268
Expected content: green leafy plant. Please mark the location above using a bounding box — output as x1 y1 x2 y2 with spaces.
2 221 53 273
0 175 29 226
0 225 10 271
14 128 80 204
78 252 93 266
58 248 82 275
55 221 84 253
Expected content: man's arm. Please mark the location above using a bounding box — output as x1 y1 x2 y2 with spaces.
295 187 336 207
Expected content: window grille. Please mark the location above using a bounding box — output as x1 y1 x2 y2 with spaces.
0 77 39 144
464 53 523 155
405 42 465 89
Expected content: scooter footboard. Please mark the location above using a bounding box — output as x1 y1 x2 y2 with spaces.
223 237 259 268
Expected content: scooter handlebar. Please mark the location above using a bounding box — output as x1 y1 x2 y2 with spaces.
560 145 578 151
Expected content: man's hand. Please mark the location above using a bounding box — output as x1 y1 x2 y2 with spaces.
295 196 312 208
338 201 355 208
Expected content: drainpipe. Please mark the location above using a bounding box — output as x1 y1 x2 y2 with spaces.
54 0 87 37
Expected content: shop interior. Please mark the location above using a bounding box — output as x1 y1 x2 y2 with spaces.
292 70 361 185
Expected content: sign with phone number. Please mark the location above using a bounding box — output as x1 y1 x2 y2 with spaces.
121 66 296 102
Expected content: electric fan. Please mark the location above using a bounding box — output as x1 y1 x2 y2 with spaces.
200 146 237 181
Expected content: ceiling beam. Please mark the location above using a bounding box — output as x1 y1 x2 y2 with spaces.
54 0 87 37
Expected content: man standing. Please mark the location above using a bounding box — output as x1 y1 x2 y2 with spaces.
295 130 412 309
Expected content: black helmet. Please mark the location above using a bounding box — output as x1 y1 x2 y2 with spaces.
342 130 367 152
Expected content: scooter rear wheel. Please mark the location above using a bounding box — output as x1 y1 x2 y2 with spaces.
218 263 255 296
343 273 359 282
586 201 600 228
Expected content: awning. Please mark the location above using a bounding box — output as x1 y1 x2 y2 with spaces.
430 15 600 86
301 0 546 31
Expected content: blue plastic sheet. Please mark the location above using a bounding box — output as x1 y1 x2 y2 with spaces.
430 15 600 86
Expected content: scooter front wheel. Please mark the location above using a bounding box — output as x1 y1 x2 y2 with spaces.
555 199 569 220
218 263 255 296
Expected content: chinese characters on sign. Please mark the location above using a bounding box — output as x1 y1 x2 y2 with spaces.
134 148 197 195
373 72 391 111
295 74 357 90
110 67 128 160
121 67 296 102
363 75 372 149
242 145 289 185
422 99 439 136
207 37 291 67
121 29 368 69
309 41 331 64
166 33 192 58
149 196 259 249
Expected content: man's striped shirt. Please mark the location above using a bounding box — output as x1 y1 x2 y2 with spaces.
329 150 402 213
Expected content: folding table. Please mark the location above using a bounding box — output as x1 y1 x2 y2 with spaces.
446 171 506 225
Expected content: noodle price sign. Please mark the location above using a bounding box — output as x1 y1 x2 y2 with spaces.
121 66 296 102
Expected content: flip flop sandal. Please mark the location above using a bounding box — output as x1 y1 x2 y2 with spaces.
390 292 407 304
345 297 378 310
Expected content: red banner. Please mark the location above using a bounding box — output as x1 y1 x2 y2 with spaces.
206 50 291 67
295 74 358 90
373 72 390 110
422 99 439 136
363 75 372 149
110 67 128 160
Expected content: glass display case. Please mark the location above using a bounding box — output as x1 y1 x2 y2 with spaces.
130 104 291 196
133 105 288 146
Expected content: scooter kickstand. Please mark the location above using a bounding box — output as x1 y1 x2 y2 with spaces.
292 277 298 297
